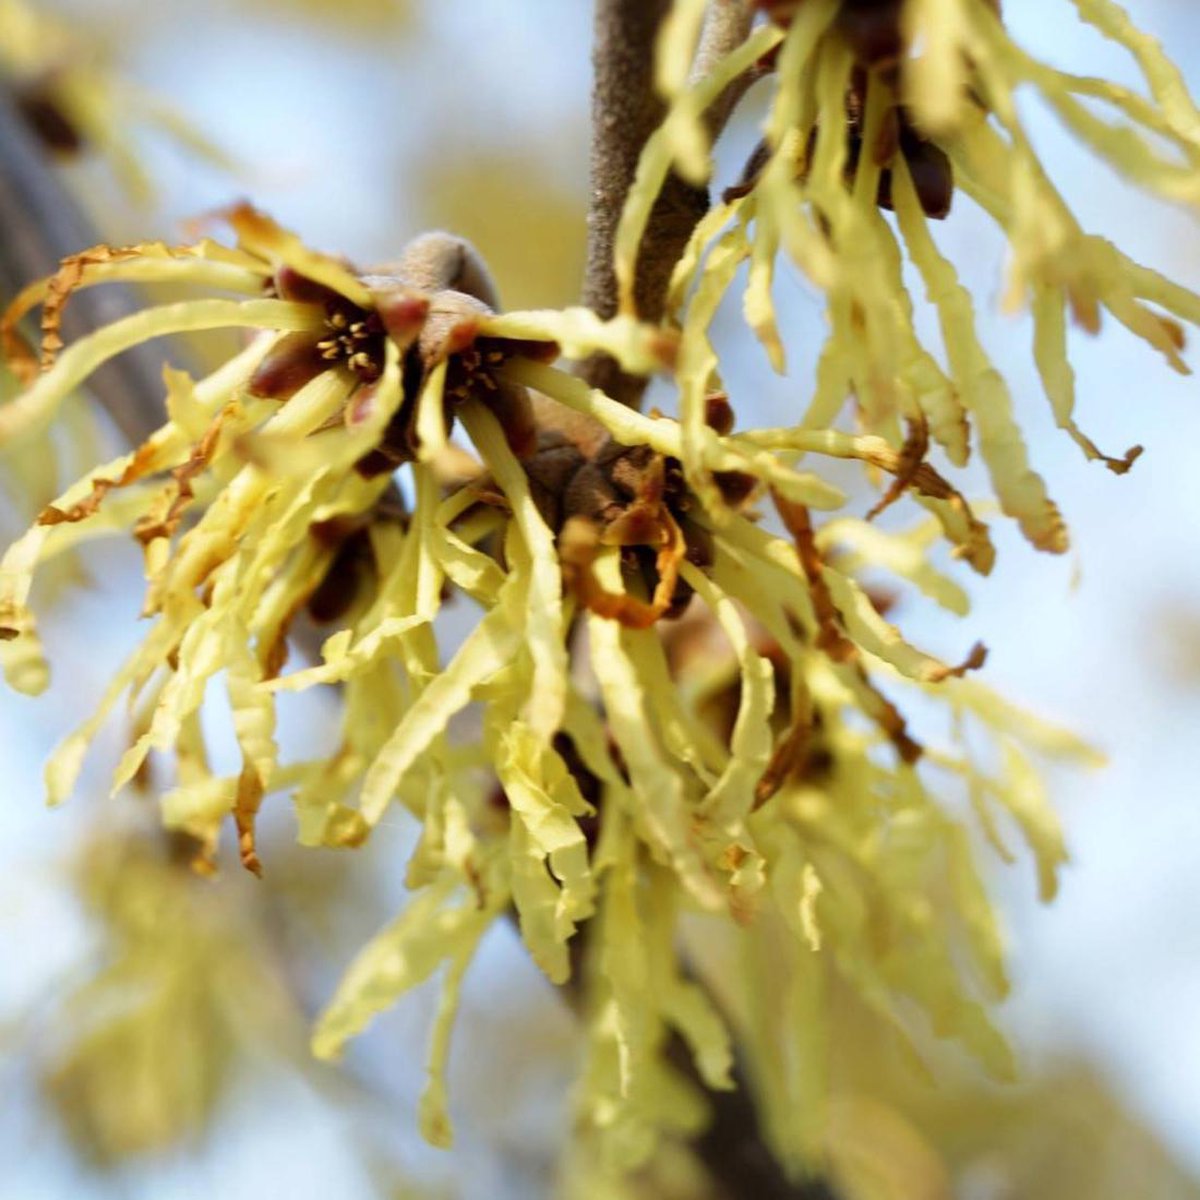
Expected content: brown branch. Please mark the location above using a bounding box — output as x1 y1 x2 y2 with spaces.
561 911 840 1200
0 91 171 447
691 0 761 128
573 11 844 1197
580 0 758 408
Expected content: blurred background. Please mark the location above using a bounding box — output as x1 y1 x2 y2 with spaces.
0 1 1198 1196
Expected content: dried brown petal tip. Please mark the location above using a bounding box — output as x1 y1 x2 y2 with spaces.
1103 445 1144 476
1157 316 1187 353
602 505 664 548
650 330 681 370
928 640 989 683
704 392 736 435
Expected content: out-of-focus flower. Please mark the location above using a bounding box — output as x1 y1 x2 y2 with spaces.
1 0 1198 1184
32 826 300 1165
1 0 232 201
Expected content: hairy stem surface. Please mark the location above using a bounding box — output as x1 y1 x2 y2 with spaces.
581 0 757 408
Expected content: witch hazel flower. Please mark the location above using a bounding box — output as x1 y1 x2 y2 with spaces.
1 0 1197 1174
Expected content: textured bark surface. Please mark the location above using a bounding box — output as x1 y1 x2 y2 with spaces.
580 0 757 408
575 8 847 1196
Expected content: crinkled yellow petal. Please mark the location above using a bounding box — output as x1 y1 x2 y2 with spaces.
480 308 673 376
678 224 749 513
503 360 845 511
666 201 739 315
418 887 500 1149
359 582 522 826
311 872 503 1061
681 560 774 826
269 616 428 693
988 31 1200 205
429 517 504 607
1031 284 1141 471
462 401 566 739
660 976 734 1092
997 739 1069 903
43 621 181 806
0 300 321 447
588 549 723 911
902 0 970 135
655 0 708 101
744 204 786 373
816 518 970 617
1071 0 1200 144
949 677 1106 766
224 203 373 309
894 161 1068 554
945 823 1010 999
756 1 840 288
598 820 653 1104
414 359 448 462
226 627 279 875
498 722 596 984
2 244 267 350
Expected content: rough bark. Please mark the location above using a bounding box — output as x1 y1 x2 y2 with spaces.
580 0 758 407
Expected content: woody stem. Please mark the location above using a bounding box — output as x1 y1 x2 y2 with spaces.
576 6 841 1199
580 0 760 409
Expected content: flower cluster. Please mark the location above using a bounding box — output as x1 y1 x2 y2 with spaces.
1 0 1197 1185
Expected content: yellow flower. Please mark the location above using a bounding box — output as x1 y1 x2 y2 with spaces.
2 0 1198 1174
624 0 1200 557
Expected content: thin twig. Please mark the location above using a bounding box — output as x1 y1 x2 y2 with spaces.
580 0 759 408
691 0 762 128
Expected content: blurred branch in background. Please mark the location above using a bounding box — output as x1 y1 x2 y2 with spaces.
0 92 171 447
